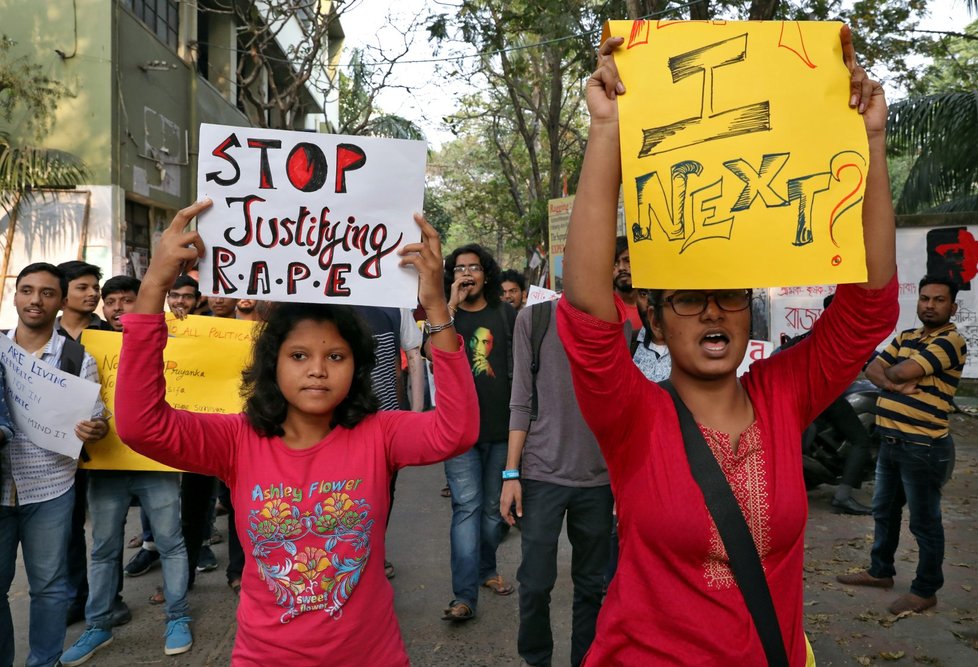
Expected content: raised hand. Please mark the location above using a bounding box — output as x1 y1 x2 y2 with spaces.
587 36 626 125
136 199 211 314
840 25 887 136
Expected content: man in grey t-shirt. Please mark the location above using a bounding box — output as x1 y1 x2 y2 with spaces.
500 299 613 667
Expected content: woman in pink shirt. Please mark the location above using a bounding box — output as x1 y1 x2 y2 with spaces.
557 28 898 665
113 201 478 665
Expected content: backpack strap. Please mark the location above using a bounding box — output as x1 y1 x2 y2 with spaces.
529 302 552 421
59 337 85 377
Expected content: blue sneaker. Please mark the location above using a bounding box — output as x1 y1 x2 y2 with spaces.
60 627 113 666
164 616 193 655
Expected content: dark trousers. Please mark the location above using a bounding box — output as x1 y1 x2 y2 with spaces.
218 482 244 584
181 473 216 587
67 469 89 613
517 480 613 667
821 397 871 488
869 435 952 598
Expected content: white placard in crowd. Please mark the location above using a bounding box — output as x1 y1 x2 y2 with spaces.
0 337 101 458
737 339 774 377
525 285 559 306
196 123 427 308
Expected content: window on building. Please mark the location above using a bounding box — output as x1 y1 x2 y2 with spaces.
125 200 152 278
125 0 179 50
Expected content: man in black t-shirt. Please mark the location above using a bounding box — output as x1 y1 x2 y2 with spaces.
437 244 516 622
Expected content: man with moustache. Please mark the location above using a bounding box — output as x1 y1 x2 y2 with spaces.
613 236 643 333
0 263 108 667
437 244 516 621
838 276 966 615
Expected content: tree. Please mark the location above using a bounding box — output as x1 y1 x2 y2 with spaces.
335 48 425 140
0 36 86 213
887 21 978 213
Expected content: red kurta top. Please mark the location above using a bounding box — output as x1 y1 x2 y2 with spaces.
115 313 479 666
557 277 897 666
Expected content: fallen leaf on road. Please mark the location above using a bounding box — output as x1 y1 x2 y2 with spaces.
879 650 905 660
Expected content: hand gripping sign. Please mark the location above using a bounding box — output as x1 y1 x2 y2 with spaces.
196 124 427 308
605 20 869 289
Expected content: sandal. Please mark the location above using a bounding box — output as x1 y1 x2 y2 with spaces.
440 485 451 498
148 586 165 605
482 575 514 596
384 560 395 579
127 535 142 549
441 601 474 621
228 579 241 595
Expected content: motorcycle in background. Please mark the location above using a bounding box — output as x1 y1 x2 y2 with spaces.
802 379 880 490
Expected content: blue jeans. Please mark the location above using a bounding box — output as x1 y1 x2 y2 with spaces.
87 472 189 626
444 440 507 611
869 436 952 598
0 487 75 667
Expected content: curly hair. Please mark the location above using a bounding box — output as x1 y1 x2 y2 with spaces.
443 244 502 307
240 303 379 437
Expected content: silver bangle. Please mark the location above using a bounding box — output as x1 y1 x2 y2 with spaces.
424 316 455 334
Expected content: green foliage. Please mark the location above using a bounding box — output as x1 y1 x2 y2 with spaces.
0 36 85 213
887 19 978 213
0 35 71 136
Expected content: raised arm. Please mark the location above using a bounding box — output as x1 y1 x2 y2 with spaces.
562 36 626 323
842 25 896 290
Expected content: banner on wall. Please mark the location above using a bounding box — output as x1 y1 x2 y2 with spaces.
79 329 252 471
769 225 978 377
605 20 869 289
196 123 427 309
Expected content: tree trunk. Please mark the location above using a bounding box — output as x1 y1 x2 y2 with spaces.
749 0 781 21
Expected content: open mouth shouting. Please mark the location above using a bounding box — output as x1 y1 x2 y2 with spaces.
700 329 731 356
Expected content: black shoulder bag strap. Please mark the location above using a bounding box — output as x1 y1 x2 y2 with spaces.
529 302 551 421
659 380 789 667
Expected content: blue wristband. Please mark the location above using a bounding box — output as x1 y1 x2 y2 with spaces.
501 469 520 480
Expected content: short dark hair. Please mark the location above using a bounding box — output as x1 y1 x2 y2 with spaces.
919 275 960 301
172 274 201 298
499 269 526 292
240 303 378 437
444 244 502 307
615 235 629 261
57 260 102 284
102 275 141 298
16 263 67 297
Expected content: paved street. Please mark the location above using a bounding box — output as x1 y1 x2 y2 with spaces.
10 416 978 666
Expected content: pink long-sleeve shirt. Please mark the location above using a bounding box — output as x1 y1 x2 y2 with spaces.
116 313 478 666
557 277 898 666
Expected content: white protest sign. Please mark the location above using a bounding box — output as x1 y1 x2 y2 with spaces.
0 337 101 458
196 123 427 308
525 285 559 307
737 339 774 377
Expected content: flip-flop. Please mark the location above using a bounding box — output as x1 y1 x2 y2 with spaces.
441 602 474 621
148 586 165 605
384 560 396 579
482 575 514 596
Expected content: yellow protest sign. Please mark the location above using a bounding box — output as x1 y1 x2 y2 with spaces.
79 329 252 471
605 20 869 288
165 312 258 343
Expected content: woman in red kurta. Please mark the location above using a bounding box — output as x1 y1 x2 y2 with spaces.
558 29 898 665
115 203 477 666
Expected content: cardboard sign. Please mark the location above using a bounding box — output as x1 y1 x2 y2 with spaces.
525 285 560 306
196 123 427 308
0 337 101 458
79 329 252 471
737 339 774 377
165 312 258 344
605 20 869 288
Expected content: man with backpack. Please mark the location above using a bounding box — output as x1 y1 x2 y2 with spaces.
500 298 614 667
0 263 108 667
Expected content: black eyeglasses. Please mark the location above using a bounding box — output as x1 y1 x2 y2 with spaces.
660 290 752 316
453 264 484 274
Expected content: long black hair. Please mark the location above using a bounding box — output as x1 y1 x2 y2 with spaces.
241 303 379 436
443 244 503 307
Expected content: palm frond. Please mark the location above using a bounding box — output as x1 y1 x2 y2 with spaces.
0 133 87 213
887 92 978 213
363 115 426 142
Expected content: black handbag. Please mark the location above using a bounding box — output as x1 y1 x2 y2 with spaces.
660 380 790 667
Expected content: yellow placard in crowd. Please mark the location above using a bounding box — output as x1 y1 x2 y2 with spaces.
165 312 258 343
605 20 869 288
79 328 253 471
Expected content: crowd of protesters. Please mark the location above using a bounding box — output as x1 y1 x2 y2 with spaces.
1 26 966 667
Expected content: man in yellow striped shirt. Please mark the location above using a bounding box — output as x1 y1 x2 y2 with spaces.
838 275 966 615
